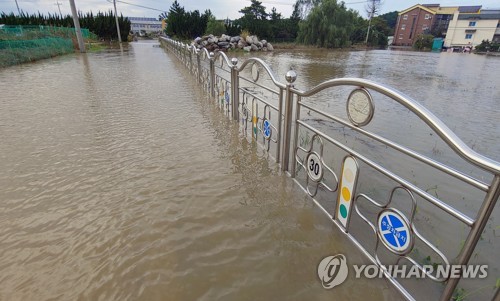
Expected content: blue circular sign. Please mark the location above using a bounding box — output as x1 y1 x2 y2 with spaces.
377 209 412 254
263 119 271 139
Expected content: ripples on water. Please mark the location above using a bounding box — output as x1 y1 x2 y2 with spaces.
0 42 402 300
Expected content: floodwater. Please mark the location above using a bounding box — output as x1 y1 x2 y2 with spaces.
0 41 498 301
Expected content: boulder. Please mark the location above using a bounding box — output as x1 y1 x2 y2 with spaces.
190 34 273 52
206 44 217 51
237 40 246 49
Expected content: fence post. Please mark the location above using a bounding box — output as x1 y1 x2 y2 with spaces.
290 95 302 178
440 175 500 301
209 52 215 98
182 43 185 63
281 70 297 173
197 50 201 83
231 58 239 121
189 46 193 74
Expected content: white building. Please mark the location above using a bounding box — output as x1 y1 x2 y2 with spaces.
128 17 162 35
444 10 500 48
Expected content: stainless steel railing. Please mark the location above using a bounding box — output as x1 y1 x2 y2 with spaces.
160 37 500 301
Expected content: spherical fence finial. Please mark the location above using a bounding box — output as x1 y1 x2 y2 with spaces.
285 70 297 84
209 52 215 58
231 58 238 66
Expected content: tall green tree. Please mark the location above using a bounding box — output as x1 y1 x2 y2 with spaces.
238 0 271 38
164 1 211 39
297 0 363 48
239 0 269 20
378 10 398 35
0 10 130 41
293 0 322 19
205 16 225 36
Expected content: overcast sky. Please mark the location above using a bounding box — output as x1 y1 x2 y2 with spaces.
1 0 499 20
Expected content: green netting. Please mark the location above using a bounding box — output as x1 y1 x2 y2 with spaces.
0 25 98 67
0 38 74 67
0 25 96 39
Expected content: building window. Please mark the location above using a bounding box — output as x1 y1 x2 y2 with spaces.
403 14 408 20
401 24 406 30
399 34 403 39
423 25 429 31
465 34 473 39
469 21 476 26
425 14 431 20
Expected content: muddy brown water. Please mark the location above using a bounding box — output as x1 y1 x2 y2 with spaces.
0 41 498 300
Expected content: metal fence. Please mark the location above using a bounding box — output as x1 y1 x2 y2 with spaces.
160 37 500 301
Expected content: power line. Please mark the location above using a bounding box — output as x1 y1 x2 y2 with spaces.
106 0 166 13
343 1 370 4
244 0 370 6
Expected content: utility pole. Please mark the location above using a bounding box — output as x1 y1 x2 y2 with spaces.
14 0 21 15
68 0 86 53
55 1 63 17
113 0 122 43
365 0 377 45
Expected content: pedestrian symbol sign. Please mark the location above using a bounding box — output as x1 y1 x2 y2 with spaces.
378 209 412 254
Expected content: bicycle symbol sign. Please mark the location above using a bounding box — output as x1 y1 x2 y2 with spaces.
263 120 271 139
378 209 412 254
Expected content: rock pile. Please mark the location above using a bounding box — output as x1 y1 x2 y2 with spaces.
192 34 274 52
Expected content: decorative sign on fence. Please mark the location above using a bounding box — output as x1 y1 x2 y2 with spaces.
306 152 323 182
377 209 412 254
336 156 359 230
263 119 271 140
252 100 258 137
346 88 374 127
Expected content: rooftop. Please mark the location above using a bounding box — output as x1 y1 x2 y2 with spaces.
458 5 482 13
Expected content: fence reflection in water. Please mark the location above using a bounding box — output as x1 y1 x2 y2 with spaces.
160 37 500 301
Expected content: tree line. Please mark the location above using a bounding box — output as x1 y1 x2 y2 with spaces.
163 0 300 42
0 11 130 41
163 0 395 48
